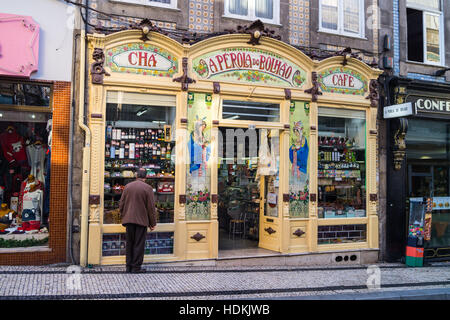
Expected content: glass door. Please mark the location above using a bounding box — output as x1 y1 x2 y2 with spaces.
258 129 281 252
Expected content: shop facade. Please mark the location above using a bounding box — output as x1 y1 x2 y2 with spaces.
386 78 450 262
83 27 382 265
0 8 72 264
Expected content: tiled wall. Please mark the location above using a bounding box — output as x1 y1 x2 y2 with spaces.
189 0 214 32
289 0 310 46
0 81 71 265
89 0 177 31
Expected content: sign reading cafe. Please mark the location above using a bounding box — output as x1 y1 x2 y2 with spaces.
192 48 307 88
105 43 178 77
318 67 368 96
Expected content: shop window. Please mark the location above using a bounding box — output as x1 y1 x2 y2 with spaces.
406 0 443 65
111 0 177 9
317 107 366 219
0 81 51 107
406 118 450 254
102 232 174 256
224 0 280 25
104 92 176 225
319 0 365 38
222 100 280 123
186 93 212 220
318 224 366 244
289 101 310 218
0 80 52 248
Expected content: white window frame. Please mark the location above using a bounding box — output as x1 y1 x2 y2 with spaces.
406 1 445 66
223 0 280 26
318 0 365 39
110 0 178 10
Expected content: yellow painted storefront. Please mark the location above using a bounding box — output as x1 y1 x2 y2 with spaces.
81 29 382 266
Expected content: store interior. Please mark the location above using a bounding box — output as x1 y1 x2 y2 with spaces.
217 126 279 254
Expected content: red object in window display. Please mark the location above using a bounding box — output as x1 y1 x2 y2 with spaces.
0 128 28 165
157 182 174 193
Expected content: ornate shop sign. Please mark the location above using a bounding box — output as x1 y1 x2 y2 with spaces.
407 96 450 115
318 67 368 96
105 43 178 77
0 13 40 77
192 48 307 88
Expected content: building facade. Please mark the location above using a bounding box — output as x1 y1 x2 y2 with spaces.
0 0 75 265
71 0 386 266
382 0 450 262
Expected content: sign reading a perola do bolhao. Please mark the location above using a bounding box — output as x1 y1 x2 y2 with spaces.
105 43 178 77
192 48 307 88
318 67 368 96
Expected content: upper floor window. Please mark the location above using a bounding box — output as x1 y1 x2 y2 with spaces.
319 0 365 38
111 0 177 10
406 0 444 65
224 0 280 25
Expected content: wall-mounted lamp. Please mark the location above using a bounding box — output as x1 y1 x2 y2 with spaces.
435 68 450 76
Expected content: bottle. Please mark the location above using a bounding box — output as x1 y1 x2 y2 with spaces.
124 143 129 158
161 145 166 159
166 143 171 160
105 144 111 158
129 143 135 159
157 144 161 157
107 125 112 140
152 130 156 140
135 143 140 159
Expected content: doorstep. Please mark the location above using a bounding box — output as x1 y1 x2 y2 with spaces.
140 248 379 267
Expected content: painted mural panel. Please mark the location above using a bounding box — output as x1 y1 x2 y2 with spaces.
105 43 178 77
192 48 307 88
186 92 212 220
289 101 310 218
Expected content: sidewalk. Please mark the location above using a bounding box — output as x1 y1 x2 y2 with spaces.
0 261 449 300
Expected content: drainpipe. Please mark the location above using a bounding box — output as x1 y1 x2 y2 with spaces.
79 0 91 267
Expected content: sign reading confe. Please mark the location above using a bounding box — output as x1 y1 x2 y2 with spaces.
105 43 178 77
318 67 368 96
192 48 307 88
407 96 450 115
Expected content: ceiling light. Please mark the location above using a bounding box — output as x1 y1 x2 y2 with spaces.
136 108 148 117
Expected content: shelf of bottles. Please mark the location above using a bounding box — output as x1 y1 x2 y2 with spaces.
103 124 175 224
317 135 366 219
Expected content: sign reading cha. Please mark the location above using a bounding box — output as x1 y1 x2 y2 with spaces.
112 50 172 71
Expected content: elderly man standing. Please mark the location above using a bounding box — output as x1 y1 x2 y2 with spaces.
119 168 157 273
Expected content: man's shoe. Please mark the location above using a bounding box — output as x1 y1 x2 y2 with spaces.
131 268 146 273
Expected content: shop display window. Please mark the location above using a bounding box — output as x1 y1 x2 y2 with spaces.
0 81 52 248
317 107 366 219
317 224 367 244
0 81 51 108
102 232 174 256
406 119 450 254
104 92 176 225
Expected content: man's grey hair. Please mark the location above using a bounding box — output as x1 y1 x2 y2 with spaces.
136 168 147 179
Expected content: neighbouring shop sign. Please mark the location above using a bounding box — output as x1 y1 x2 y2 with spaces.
383 102 415 119
0 13 40 77
407 96 450 115
105 43 178 77
192 48 307 88
318 67 368 96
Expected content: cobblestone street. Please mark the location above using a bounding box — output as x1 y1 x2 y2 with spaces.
1 262 449 300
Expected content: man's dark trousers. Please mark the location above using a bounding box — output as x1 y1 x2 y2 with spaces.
125 223 147 272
